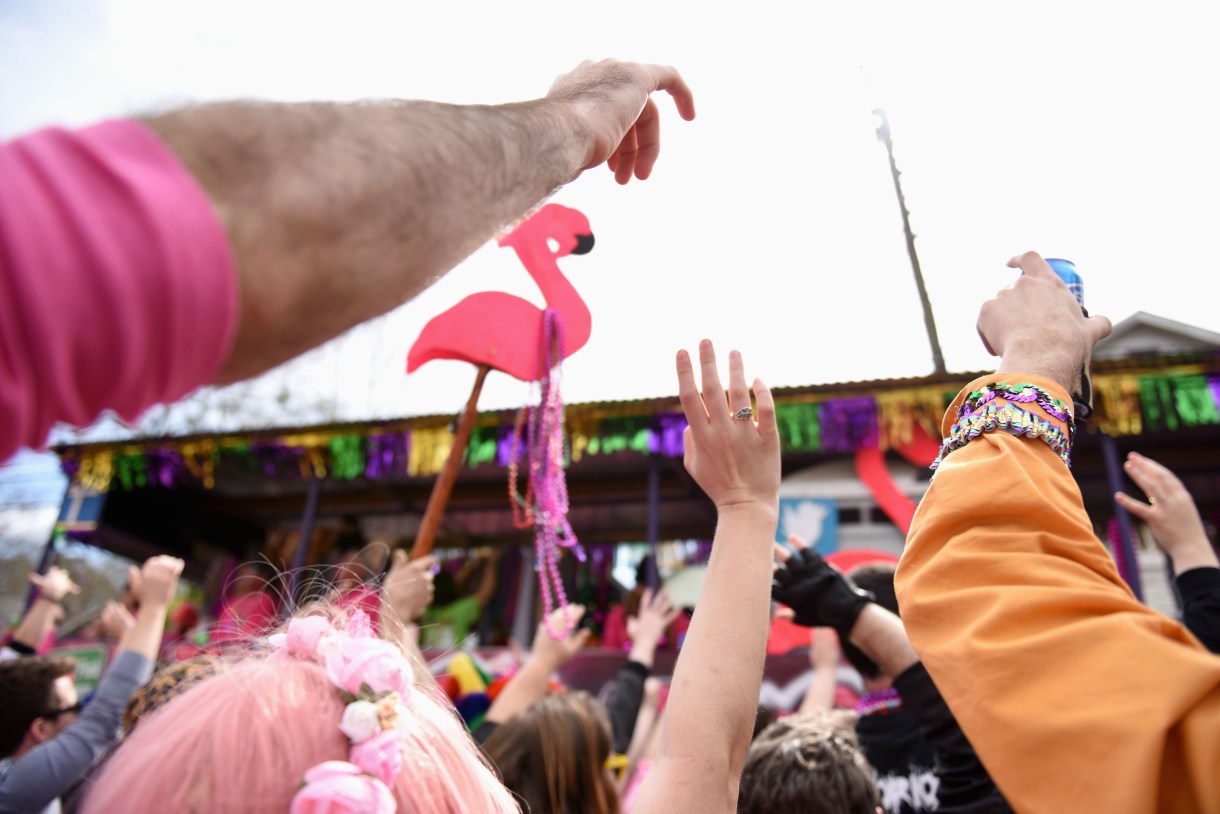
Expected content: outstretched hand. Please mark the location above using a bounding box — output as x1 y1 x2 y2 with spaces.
548 59 696 185
532 605 591 673
675 341 779 515
1116 452 1218 574
628 588 681 647
772 534 871 637
978 251 1112 394
98 601 137 639
382 549 436 623
29 566 80 603
135 555 185 608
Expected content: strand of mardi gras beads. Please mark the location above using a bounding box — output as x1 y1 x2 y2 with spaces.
506 309 585 639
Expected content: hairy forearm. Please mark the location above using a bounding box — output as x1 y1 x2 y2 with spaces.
141 98 589 381
9 597 59 650
848 605 918 678
655 505 775 778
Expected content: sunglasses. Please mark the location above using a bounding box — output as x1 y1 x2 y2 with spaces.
43 702 84 720
604 752 630 783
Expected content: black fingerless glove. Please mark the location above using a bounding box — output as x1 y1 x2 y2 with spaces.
771 548 872 639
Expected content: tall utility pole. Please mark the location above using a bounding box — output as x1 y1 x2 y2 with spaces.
874 109 946 375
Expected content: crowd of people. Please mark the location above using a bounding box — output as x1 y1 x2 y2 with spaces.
2 57 1219 813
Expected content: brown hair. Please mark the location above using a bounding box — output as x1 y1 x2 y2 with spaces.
483 691 620 814
0 655 77 757
738 712 880 814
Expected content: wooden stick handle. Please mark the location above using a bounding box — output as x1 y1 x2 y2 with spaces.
410 365 491 560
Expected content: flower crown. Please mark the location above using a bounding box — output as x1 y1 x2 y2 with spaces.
269 611 412 814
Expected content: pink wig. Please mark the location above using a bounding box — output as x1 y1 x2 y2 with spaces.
83 637 517 812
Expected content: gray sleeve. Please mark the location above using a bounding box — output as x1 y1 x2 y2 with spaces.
0 651 152 813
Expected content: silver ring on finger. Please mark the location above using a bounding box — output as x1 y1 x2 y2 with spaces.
733 406 754 421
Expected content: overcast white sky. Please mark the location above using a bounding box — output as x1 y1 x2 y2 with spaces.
2 0 1218 445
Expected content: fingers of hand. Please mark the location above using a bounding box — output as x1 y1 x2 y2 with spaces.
773 542 792 564
637 64 696 120
552 604 585 626
1006 251 1054 278
727 350 750 418
787 534 809 552
675 350 707 425
753 377 777 436
698 340 726 419
632 97 661 181
1088 314 1113 344
1124 452 1181 504
1114 491 1153 520
613 124 639 185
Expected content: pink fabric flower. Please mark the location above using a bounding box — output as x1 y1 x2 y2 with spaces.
290 761 395 814
345 609 375 639
325 637 412 698
272 616 336 659
349 730 405 787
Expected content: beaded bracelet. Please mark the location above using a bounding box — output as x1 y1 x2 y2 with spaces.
932 382 1074 470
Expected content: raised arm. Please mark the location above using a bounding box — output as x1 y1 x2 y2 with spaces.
1 60 694 462
634 342 780 814
0 556 180 812
895 252 1220 812
604 588 681 753
142 60 696 382
6 567 78 656
798 628 841 715
116 555 183 662
480 605 591 730
1116 452 1220 652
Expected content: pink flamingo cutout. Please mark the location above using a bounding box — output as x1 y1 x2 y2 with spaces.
405 203 594 561
407 203 594 382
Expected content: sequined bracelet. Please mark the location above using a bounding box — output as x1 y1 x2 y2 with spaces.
932 382 1074 470
854 687 903 717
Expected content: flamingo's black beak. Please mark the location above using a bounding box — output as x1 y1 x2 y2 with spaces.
572 233 595 255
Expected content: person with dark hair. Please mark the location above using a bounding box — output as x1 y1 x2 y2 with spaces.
0 555 182 814
773 538 1009 814
739 711 881 814
483 691 621 814
0 656 80 757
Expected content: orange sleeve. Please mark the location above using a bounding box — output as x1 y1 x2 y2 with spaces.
896 374 1220 814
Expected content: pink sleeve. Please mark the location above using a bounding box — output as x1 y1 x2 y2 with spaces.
0 119 238 460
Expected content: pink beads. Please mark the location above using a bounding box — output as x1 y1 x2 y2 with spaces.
507 309 585 639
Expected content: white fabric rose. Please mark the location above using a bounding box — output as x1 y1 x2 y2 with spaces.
338 701 381 744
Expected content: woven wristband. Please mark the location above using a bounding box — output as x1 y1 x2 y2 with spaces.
932 382 1074 470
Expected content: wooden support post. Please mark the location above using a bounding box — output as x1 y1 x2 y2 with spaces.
411 365 491 560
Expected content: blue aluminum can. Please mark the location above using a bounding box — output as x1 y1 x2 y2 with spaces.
1044 258 1084 308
